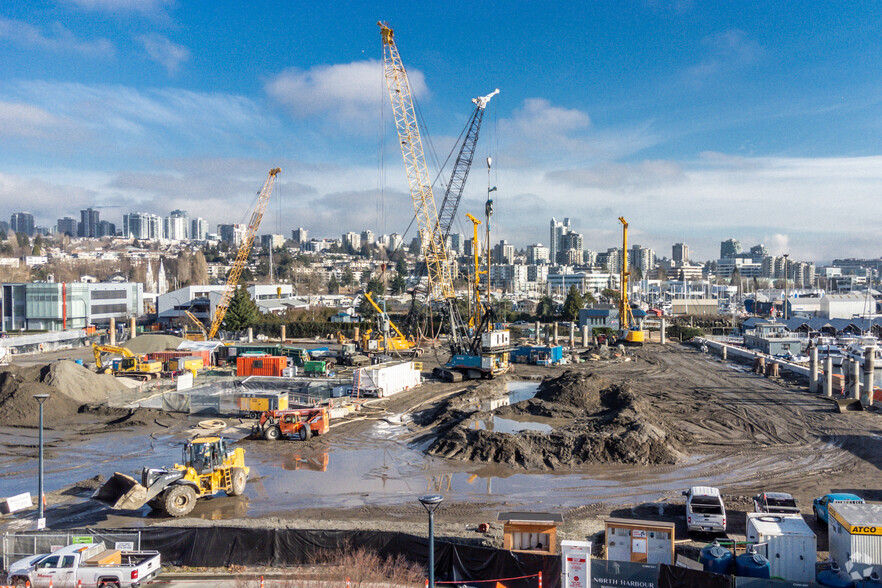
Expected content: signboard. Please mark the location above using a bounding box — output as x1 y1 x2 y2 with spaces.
562 540 592 588
176 372 194 391
2 492 32 513
71 536 93 544
115 542 134 551
591 559 658 588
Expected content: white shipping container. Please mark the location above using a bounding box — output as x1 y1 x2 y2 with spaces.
481 330 510 349
746 513 816 582
829 502 882 580
353 361 421 398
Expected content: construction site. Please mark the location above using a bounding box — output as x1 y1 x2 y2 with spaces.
3 20 882 588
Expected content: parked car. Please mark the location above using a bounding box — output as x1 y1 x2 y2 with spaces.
6 541 161 588
684 486 727 533
813 493 864 525
754 492 800 514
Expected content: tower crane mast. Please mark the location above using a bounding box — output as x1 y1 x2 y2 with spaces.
207 168 281 339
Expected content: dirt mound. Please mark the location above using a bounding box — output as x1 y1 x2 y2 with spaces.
41 360 124 403
124 334 185 354
0 367 83 426
534 371 609 411
78 404 179 429
425 370 688 469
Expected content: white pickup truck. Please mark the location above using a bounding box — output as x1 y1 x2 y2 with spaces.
6 541 161 588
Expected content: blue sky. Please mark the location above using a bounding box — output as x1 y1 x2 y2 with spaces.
1 1 881 262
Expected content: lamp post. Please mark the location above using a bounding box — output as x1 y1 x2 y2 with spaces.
783 253 790 320
419 494 444 588
33 393 49 527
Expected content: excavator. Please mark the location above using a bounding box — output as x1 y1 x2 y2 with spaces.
92 344 162 380
93 436 248 517
360 291 422 355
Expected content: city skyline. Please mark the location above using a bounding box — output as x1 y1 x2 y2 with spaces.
1 3 881 261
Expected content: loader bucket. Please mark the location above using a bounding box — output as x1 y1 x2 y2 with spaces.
835 398 865 413
92 472 149 510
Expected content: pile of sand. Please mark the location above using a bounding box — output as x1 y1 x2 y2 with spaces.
425 370 688 469
0 360 129 426
41 360 126 403
0 367 82 426
124 334 185 354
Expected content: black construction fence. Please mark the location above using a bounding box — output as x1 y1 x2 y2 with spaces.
1 528 821 588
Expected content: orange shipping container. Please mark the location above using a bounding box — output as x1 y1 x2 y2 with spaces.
148 349 212 367
237 356 287 377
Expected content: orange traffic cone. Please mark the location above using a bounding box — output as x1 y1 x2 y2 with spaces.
259 575 265 588
346 578 350 588
77 580 82 588
538 571 543 588
49 577 53 588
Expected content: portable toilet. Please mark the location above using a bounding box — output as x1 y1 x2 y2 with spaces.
746 512 817 582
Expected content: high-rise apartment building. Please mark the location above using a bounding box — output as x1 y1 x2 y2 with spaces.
672 242 689 263
527 243 550 265
164 210 188 241
342 232 361 250
190 218 209 241
549 217 571 265
57 217 77 237
360 230 375 246
96 220 116 238
123 212 163 240
292 227 308 244
218 223 246 247
493 240 515 264
79 208 100 238
10 212 35 236
720 238 742 259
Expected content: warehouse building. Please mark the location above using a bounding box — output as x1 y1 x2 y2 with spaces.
2 281 142 331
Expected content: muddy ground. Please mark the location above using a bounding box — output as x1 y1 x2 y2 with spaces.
2 342 881 557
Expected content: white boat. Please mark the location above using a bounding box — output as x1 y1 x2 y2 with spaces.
844 336 882 368
814 336 846 366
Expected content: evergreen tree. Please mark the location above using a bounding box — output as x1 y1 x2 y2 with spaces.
536 295 556 320
341 267 354 287
328 274 340 294
16 232 29 248
390 274 406 295
395 257 408 276
32 235 43 256
222 285 261 331
562 286 584 321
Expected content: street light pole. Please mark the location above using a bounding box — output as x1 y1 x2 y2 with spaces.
419 494 444 588
33 393 49 527
783 253 790 320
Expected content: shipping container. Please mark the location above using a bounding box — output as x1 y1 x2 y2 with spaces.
148 349 212 368
353 361 422 398
829 502 882 580
168 356 204 373
236 355 288 377
746 513 816 582
236 391 289 417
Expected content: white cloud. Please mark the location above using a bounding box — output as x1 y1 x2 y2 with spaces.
686 29 763 81
63 0 172 16
0 101 68 138
0 17 114 57
137 34 190 75
546 160 684 192
266 60 428 128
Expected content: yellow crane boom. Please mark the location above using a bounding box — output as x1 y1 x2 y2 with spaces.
207 168 281 339
184 310 208 340
618 216 645 345
378 22 453 301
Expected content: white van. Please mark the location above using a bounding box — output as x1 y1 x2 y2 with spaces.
684 486 727 532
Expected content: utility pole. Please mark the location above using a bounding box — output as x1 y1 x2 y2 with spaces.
783 253 789 320
486 157 495 316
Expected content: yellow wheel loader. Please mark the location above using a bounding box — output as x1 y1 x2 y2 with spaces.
92 437 248 517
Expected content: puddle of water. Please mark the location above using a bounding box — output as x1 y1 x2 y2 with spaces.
470 415 555 434
506 381 541 404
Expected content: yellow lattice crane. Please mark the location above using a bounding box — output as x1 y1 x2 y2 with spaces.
184 310 208 341
618 216 645 346
378 22 453 303
207 168 281 339
466 213 485 326
379 21 509 378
